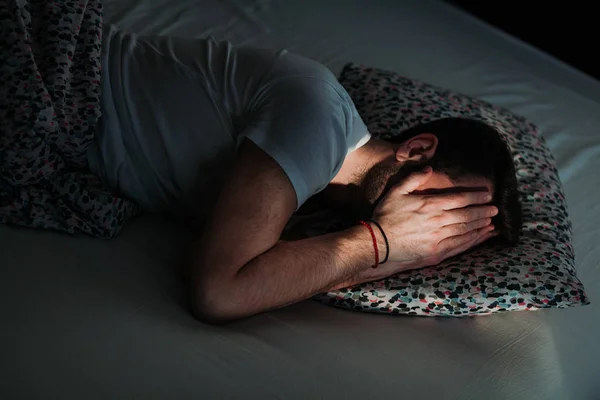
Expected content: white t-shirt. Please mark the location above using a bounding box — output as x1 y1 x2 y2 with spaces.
87 25 371 219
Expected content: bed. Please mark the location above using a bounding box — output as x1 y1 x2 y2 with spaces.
2 1 598 399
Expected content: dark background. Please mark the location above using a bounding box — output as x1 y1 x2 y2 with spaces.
445 1 599 81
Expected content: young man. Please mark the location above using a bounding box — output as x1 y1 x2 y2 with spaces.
87 26 521 323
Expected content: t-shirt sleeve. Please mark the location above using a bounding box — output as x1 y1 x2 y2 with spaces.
243 77 368 209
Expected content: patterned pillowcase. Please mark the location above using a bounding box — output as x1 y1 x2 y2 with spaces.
311 63 590 316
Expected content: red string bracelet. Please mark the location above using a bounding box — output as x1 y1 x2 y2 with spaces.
358 220 379 268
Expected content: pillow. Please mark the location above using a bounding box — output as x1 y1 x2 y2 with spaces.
310 63 590 317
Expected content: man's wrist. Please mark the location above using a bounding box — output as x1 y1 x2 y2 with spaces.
325 223 386 291
346 223 386 269
366 220 389 264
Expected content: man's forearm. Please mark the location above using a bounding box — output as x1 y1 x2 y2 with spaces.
192 225 380 322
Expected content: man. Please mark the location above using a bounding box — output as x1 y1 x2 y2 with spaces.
87 26 521 324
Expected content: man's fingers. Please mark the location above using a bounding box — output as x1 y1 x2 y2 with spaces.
439 230 497 262
396 166 433 195
439 205 498 225
439 224 495 253
425 191 493 211
440 218 492 238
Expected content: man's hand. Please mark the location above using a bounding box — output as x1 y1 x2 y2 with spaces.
329 167 498 290
352 166 497 284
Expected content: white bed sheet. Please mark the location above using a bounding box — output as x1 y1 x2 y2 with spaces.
2 1 599 399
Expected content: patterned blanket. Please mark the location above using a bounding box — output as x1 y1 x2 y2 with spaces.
0 0 139 239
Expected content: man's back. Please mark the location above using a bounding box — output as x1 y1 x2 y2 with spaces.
87 24 370 219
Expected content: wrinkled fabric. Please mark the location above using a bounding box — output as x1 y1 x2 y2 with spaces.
0 0 139 239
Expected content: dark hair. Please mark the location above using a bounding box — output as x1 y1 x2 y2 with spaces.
388 117 522 245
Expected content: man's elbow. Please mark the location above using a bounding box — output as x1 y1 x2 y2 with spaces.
189 282 243 325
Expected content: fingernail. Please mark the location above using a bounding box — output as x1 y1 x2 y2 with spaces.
422 166 431 173
492 207 499 215
489 224 495 231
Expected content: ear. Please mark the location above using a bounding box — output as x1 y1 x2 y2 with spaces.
395 133 438 163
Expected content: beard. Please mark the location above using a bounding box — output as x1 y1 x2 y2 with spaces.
321 159 429 223
359 159 429 207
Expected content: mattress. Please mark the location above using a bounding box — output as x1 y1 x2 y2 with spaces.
2 1 599 399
